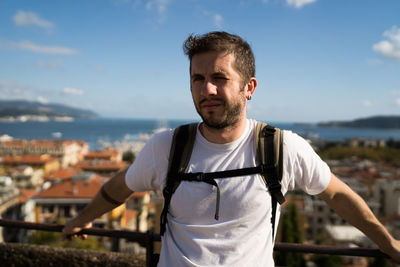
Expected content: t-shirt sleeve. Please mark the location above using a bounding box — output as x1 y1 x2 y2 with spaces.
125 129 173 192
281 131 331 196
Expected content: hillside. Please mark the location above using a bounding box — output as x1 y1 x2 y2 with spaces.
0 100 99 119
317 115 400 129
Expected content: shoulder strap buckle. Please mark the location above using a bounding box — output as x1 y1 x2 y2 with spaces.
268 182 285 205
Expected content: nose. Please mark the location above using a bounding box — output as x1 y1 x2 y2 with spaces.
201 81 217 96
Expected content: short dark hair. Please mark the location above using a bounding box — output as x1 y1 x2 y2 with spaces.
183 31 255 83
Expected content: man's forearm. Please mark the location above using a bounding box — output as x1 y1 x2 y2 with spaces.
65 169 134 230
318 174 396 254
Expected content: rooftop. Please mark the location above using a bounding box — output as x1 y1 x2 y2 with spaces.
35 174 104 199
43 167 83 180
1 154 58 164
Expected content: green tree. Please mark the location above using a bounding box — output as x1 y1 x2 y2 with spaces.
310 233 342 267
275 195 306 267
28 230 104 251
311 254 342 267
368 256 391 267
123 150 135 163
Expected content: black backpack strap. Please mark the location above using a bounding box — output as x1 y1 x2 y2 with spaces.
173 164 276 220
256 122 285 242
160 123 197 235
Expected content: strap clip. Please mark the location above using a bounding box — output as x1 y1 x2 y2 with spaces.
193 172 205 182
269 182 285 204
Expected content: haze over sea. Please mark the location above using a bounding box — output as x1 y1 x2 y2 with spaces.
1 118 399 150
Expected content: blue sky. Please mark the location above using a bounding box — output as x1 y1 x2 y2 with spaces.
0 0 399 123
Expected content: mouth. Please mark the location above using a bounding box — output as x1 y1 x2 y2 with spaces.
200 100 222 111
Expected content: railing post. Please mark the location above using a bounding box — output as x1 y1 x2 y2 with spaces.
146 230 155 267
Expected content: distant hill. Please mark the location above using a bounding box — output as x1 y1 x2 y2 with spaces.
317 115 400 129
0 100 99 119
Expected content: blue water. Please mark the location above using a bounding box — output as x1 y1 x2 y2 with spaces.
1 118 399 150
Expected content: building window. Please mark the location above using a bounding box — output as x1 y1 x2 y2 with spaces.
77 204 86 212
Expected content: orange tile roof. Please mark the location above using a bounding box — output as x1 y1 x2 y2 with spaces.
1 154 58 164
1 139 88 148
125 209 138 223
44 167 83 180
84 149 121 158
78 161 127 171
18 189 37 203
35 174 104 199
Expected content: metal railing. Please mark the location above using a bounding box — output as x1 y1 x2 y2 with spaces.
0 218 388 267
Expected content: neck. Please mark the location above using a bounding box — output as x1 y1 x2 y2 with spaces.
199 117 248 144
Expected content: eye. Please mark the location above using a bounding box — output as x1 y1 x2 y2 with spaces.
214 76 228 82
191 75 204 82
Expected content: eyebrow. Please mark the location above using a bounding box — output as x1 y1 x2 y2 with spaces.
212 72 227 76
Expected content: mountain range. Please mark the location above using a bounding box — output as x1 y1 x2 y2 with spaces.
0 100 99 119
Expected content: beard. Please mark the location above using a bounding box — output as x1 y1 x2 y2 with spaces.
195 92 246 130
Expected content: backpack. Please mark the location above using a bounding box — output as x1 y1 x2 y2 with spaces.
160 122 285 242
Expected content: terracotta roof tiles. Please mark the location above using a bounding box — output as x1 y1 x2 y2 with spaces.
35 175 104 199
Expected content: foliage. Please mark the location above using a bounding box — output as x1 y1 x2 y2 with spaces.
27 230 104 251
387 138 400 149
275 196 306 267
311 254 342 267
123 151 136 163
368 256 391 267
318 145 400 163
310 233 342 267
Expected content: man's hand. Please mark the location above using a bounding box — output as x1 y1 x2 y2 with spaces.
379 239 400 263
61 168 132 241
62 218 92 240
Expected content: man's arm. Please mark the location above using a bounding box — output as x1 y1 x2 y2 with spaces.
317 173 400 262
62 168 133 239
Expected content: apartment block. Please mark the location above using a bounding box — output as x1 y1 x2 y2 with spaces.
1 154 60 175
0 139 89 168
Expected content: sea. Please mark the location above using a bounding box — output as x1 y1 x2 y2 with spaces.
1 118 399 150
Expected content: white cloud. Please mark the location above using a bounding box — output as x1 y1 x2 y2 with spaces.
396 98 400 107
62 87 84 96
91 64 104 73
362 100 372 107
146 0 168 15
0 79 56 103
0 39 79 55
37 59 63 69
13 10 54 30
214 14 223 29
286 0 316 8
0 79 32 100
372 25 400 60
37 96 49 104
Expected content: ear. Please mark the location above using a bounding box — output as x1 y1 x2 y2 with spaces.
245 77 257 99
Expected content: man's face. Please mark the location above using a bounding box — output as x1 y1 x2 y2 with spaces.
190 51 247 129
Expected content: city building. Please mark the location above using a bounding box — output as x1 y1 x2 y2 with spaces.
76 160 128 176
0 139 89 168
84 149 122 163
0 176 19 242
43 166 83 185
6 165 43 189
0 154 60 175
33 172 109 224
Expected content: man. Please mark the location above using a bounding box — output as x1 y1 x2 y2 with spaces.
63 32 400 266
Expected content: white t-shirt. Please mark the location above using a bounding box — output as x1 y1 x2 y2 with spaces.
125 119 331 267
